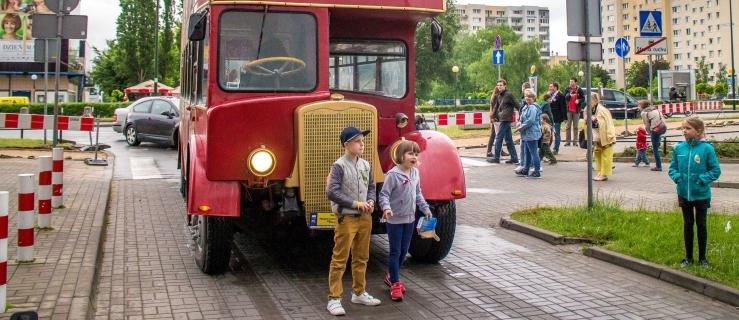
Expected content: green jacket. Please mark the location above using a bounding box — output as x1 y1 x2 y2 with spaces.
668 139 721 201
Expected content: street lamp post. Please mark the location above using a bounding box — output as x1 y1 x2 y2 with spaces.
30 74 38 103
730 0 736 109
452 65 460 107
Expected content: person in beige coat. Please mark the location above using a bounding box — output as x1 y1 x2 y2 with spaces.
589 92 616 181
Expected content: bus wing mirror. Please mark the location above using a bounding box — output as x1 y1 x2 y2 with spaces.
431 19 443 52
188 12 207 41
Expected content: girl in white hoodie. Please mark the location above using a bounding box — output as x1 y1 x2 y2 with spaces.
379 140 432 301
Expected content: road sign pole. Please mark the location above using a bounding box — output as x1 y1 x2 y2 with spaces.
52 0 64 147
497 65 500 80
43 39 49 145
624 59 629 133
584 0 593 209
730 0 736 109
648 55 653 104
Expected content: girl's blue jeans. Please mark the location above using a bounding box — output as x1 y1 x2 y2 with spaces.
386 222 415 283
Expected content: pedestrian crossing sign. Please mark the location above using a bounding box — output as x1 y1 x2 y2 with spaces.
639 11 662 36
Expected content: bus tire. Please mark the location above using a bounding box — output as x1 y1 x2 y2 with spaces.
408 200 456 263
194 215 232 275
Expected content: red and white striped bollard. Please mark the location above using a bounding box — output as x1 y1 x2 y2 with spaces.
17 174 35 262
52 148 64 208
0 191 8 312
38 156 52 228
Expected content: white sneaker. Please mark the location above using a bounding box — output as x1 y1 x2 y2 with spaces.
514 165 523 172
327 299 346 316
351 291 381 306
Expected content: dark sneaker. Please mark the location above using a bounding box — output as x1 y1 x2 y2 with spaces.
486 158 500 163
549 160 557 165
505 159 519 164
632 164 639 167
699 259 709 268
650 167 662 171
680 258 692 268
528 172 541 179
515 169 527 177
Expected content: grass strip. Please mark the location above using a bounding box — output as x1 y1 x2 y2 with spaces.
511 202 739 290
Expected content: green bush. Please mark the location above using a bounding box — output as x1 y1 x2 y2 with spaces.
0 102 129 118
712 138 739 158
627 87 648 97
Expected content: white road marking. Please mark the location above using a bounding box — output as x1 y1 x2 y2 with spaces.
466 187 508 194
130 157 163 180
460 157 495 167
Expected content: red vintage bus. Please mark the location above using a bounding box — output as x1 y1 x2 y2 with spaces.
179 0 466 274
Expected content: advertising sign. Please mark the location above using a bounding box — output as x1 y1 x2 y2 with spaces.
1 0 56 62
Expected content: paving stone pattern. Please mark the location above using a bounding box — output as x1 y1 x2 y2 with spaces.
91 174 738 319
0 157 111 319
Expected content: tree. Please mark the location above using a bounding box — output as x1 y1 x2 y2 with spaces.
626 87 648 98
116 0 158 83
415 0 461 100
626 59 669 88
541 61 580 89
91 40 130 101
695 57 709 84
591 64 612 88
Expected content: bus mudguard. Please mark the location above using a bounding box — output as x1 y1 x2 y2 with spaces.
381 130 466 201
187 135 241 217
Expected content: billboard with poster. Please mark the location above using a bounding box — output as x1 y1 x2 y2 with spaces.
1 0 55 62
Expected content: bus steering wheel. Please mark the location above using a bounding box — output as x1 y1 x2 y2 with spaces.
244 56 306 77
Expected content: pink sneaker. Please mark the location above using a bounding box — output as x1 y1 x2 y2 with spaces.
390 282 403 301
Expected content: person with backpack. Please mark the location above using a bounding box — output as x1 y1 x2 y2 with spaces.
639 100 667 171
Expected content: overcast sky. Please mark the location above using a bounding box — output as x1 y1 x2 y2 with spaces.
82 0 571 64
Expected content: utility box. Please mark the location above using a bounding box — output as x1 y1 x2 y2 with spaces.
657 70 695 101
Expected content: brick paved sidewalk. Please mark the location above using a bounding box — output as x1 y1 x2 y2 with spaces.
0 153 112 319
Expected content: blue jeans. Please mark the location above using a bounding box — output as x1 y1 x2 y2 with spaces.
522 140 541 173
650 133 662 169
635 149 649 165
553 122 562 152
386 222 415 283
494 121 518 161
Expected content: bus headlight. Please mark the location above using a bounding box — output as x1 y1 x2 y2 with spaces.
248 147 276 177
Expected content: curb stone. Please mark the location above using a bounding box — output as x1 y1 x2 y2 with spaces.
585 247 739 307
499 217 593 245
69 153 115 319
499 217 739 307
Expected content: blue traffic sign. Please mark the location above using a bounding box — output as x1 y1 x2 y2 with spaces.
639 11 662 36
492 49 504 65
615 37 630 58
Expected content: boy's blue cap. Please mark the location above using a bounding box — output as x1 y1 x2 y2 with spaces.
340 127 370 145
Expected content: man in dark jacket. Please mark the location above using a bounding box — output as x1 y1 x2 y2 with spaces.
563 77 586 146
548 82 567 154
488 79 519 164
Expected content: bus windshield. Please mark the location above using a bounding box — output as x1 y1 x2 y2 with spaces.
329 41 407 98
218 11 317 92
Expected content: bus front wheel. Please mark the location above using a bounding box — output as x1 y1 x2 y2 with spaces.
408 201 456 263
194 215 232 275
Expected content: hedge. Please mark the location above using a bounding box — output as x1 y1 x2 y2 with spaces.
0 102 130 118
416 104 488 113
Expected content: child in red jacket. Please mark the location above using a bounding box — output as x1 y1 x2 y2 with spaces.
633 126 650 167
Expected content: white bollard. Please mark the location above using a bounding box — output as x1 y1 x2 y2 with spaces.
38 156 53 228
17 174 35 262
52 148 64 208
0 191 8 313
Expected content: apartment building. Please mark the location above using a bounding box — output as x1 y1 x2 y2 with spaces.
600 0 737 87
456 4 551 59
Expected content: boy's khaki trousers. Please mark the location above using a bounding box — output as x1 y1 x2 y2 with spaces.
328 214 372 299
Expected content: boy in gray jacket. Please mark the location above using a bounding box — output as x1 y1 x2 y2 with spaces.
326 127 380 316
379 140 432 301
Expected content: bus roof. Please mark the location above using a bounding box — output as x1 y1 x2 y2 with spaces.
208 0 445 13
